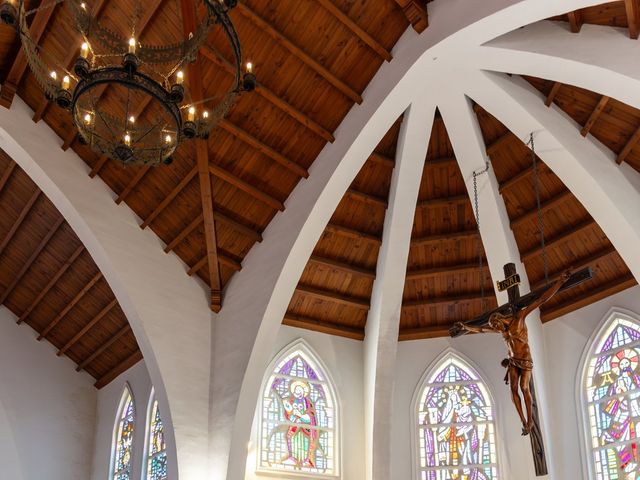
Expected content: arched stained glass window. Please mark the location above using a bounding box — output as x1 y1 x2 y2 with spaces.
259 342 337 476
584 314 640 479
416 353 499 480
111 386 135 480
145 391 168 480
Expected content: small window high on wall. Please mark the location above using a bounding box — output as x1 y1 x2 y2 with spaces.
111 385 135 480
258 340 338 476
583 311 640 479
145 390 168 480
414 352 499 480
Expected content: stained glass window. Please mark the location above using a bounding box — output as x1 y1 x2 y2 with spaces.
112 386 135 480
259 344 337 476
585 315 640 479
416 354 499 480
145 392 168 480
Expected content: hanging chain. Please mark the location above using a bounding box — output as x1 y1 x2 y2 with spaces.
473 161 490 312
527 132 549 283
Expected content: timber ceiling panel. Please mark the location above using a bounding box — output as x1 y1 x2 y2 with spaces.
0 148 140 388
551 1 640 37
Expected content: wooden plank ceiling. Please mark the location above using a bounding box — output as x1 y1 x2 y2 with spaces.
0 148 140 388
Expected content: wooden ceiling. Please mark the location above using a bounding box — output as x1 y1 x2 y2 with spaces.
0 148 140 388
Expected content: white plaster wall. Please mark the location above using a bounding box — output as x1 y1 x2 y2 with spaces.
0 306 97 480
244 325 365 480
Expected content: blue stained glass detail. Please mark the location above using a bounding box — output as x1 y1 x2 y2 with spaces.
112 388 135 480
146 397 168 480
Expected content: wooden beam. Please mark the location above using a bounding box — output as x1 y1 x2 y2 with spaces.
499 163 548 193
37 272 103 340
545 82 562 107
0 217 63 304
345 188 387 208
325 223 382 245
411 229 478 247
403 292 485 308
187 251 242 275
95 350 144 389
115 166 151 205
417 194 468 209
0 4 57 108
18 245 85 325
581 96 609 137
0 160 16 193
521 218 595 262
625 0 640 39
567 10 583 33
295 285 370 310
283 313 365 340
542 274 637 322
235 3 362 103
394 0 429 33
57 299 118 356
200 46 334 143
76 324 131 372
0 190 40 256
398 325 451 341
140 166 198 229
218 120 308 178
425 157 457 168
370 152 395 169
308 254 376 279
164 215 203 253
89 157 109 178
617 124 640 165
209 164 284 211
486 132 514 156
406 262 489 281
316 0 392 61
510 190 573 228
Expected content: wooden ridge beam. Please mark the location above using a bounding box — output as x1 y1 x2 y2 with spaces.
295 284 370 310
411 229 478 247
581 96 609 137
188 250 242 275
95 350 144 389
394 0 429 33
76 324 131 372
325 223 382 245
567 10 583 33
18 245 85 325
0 217 63 304
545 82 562 107
417 194 468 209
617 124 640 165
542 274 637 322
208 163 284 211
115 166 151 205
37 271 103 340
403 292 486 308
406 262 488 281
345 188 387 208
235 3 362 104
218 119 308 178
200 46 334 143
510 190 573 228
0 160 16 193
0 3 57 108
521 218 595 262
89 157 109 178
398 325 451 341
499 163 548 193
283 313 365 340
57 299 118 356
316 0 392 61
140 166 197 229
626 0 640 39
308 254 376 279
0 189 40 256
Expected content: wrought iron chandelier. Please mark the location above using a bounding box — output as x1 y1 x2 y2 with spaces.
1 0 256 166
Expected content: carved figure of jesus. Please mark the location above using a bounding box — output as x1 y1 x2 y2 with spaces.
454 271 570 435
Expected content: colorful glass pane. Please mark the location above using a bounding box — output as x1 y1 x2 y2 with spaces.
112 388 135 480
260 348 336 475
417 355 499 480
586 317 640 479
146 397 168 480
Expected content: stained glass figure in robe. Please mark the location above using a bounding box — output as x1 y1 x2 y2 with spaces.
112 388 135 480
146 398 168 480
417 355 499 480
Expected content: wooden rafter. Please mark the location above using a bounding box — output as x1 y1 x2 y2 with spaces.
417 194 469 209
57 299 118 356
345 188 388 208
510 190 573 228
208 163 284 211
164 215 204 254
399 325 451 341
0 217 63 304
499 163 549 193
325 223 382 245
411 229 478 247
521 218 594 262
76 324 131 372
115 165 151 205
581 96 609 136
307 255 376 279
370 152 395 169
545 82 562 107
283 314 365 340
486 132 514 156
235 3 362 104
188 250 242 275
295 285 370 310
89 157 109 178
406 262 489 281
37 271 103 340
394 0 429 33
625 0 640 39
617 124 640 165
18 245 85 324
140 166 198 229
0 160 16 193
403 292 485 308
94 350 143 389
567 10 583 33
0 189 40 256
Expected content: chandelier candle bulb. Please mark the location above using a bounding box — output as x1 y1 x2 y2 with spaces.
176 71 184 85
50 71 57 82
202 110 209 120
62 75 70 90
128 37 136 54
246 62 253 73
188 107 196 122
80 42 89 59
124 134 131 146
84 113 92 125
129 116 135 124
165 134 172 144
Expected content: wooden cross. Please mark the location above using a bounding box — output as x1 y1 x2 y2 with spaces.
450 263 594 476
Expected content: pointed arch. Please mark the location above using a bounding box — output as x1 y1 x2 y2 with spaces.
412 350 500 480
144 388 168 480
110 384 135 480
257 339 340 476
579 308 640 479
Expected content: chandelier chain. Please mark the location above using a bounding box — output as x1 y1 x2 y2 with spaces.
527 132 549 283
473 161 490 312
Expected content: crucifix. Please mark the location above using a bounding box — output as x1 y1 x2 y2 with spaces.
450 262 594 476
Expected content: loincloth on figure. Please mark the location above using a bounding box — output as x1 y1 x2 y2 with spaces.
501 357 533 384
